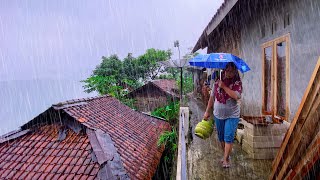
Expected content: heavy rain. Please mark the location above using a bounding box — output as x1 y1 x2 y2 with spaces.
0 0 319 179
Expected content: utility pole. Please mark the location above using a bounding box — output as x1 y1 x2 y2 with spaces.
174 40 183 102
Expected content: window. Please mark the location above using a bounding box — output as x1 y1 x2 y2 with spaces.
261 34 290 121
263 46 272 113
271 21 277 34
261 25 266 38
284 13 290 28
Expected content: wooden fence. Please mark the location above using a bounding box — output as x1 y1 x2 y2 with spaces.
270 58 320 179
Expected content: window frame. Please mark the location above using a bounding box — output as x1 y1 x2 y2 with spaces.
261 34 290 121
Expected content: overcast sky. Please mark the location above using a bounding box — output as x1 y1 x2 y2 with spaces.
0 0 223 81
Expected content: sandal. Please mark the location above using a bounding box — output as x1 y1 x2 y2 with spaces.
222 162 231 168
219 156 231 164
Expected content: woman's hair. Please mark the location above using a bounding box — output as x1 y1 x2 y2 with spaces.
224 62 241 83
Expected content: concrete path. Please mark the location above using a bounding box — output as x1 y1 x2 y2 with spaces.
186 95 272 180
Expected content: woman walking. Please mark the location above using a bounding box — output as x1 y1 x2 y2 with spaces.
203 62 242 168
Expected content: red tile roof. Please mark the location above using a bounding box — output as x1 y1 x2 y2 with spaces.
127 79 179 98
58 96 171 179
0 125 99 179
0 95 171 180
151 79 178 96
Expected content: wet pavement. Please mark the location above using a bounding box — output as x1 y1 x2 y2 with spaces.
186 94 272 180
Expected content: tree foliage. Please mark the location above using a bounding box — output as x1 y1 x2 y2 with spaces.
158 48 198 95
82 49 171 108
136 48 172 80
151 101 180 122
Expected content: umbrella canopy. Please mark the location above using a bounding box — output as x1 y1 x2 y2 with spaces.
188 53 250 73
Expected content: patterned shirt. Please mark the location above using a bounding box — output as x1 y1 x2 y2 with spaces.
211 78 242 119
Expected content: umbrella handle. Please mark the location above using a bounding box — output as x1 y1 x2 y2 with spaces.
219 70 222 93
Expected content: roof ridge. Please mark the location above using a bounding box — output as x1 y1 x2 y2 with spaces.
140 111 167 122
53 95 109 108
0 129 31 144
151 79 176 84
150 81 171 95
150 80 179 98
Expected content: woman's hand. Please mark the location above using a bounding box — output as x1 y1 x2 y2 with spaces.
218 80 226 89
203 111 210 120
218 80 240 100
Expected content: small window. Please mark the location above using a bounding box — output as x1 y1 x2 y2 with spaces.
284 13 290 28
261 25 266 38
272 21 277 34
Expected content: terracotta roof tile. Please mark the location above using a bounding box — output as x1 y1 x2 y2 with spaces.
1 95 170 179
33 173 42 179
58 174 68 180
38 173 47 179
65 173 76 180
127 79 179 99
84 163 95 174
11 170 22 179
152 79 178 96
6 170 17 179
46 173 56 179
57 96 171 179
0 125 99 179
86 176 96 180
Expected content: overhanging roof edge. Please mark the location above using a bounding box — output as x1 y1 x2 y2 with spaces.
206 0 239 36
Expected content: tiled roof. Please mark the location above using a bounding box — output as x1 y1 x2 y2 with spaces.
151 79 178 97
127 79 179 98
0 124 99 179
1 95 171 180
58 96 171 179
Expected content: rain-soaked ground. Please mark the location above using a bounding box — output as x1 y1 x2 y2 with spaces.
186 94 272 180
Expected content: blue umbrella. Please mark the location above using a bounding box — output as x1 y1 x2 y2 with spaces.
189 53 250 73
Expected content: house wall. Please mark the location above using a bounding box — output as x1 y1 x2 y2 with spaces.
133 87 173 112
192 69 201 95
207 23 241 56
239 0 320 121
191 69 212 104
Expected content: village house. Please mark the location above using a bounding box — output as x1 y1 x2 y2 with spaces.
127 79 179 112
192 0 320 159
0 95 170 179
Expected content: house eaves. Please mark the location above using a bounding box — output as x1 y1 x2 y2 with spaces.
192 0 239 53
206 0 238 36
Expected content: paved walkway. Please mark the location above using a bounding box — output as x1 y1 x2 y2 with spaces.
186 95 272 180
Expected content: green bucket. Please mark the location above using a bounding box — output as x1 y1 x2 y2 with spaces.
194 119 213 139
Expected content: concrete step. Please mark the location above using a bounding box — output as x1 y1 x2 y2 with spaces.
243 132 284 145
244 123 288 136
242 140 279 159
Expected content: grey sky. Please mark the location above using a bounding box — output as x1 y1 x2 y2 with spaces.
0 0 223 81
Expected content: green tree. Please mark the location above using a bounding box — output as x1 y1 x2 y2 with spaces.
82 75 117 95
93 55 123 82
122 53 138 81
160 48 198 94
82 49 172 108
176 71 193 94
136 48 172 80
